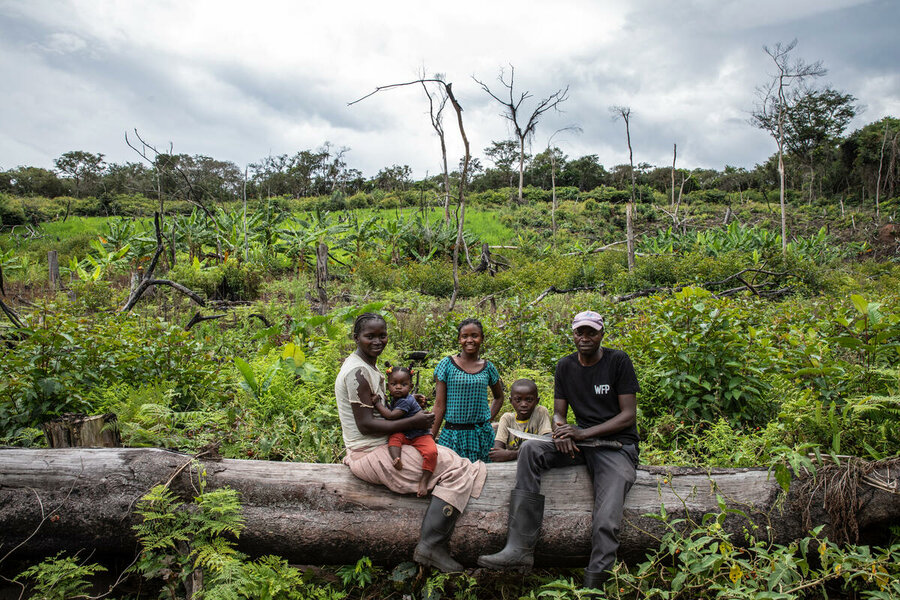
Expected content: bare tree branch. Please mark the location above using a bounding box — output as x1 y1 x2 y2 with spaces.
120 213 206 312
474 65 569 204
350 77 472 310
420 71 452 223
751 40 826 254
611 106 637 271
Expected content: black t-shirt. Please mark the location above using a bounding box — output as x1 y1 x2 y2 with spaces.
553 348 640 445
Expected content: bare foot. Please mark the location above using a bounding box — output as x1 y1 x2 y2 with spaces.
417 479 429 497
392 456 403 470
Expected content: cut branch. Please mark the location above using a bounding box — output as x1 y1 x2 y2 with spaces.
0 297 23 328
613 269 795 303
184 312 226 331
530 284 606 306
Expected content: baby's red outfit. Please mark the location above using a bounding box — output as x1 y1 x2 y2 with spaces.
389 432 438 472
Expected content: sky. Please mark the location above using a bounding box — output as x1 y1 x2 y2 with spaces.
1 0 898 179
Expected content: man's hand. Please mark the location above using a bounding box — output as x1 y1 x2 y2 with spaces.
552 424 583 458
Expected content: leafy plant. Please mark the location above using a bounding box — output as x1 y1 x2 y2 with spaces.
14 552 107 600
607 502 900 599
336 556 380 589
626 287 775 425
831 294 900 392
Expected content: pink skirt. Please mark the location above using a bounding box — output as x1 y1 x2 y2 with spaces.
344 443 486 512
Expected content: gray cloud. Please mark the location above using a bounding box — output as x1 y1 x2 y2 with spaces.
1 0 896 177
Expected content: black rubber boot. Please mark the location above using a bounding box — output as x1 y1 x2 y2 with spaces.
582 570 608 593
413 497 463 572
476 489 545 571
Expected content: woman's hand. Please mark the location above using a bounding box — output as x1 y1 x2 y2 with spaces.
408 410 435 430
413 393 428 409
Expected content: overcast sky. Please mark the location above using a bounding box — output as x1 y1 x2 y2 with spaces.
1 0 898 179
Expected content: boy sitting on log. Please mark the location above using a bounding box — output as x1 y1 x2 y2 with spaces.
489 378 552 462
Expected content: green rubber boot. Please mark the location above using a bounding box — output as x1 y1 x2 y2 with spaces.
413 497 463 572
476 490 545 571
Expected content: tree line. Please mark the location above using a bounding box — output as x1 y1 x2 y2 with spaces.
0 115 894 206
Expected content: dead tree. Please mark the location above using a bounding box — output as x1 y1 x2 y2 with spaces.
48 250 60 290
351 77 472 310
658 147 693 234
611 106 637 271
126 130 225 265
120 213 205 312
546 127 581 242
421 75 452 223
750 40 825 254
474 65 569 204
875 120 890 223
315 242 329 313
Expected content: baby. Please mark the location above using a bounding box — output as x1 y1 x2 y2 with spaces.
373 363 438 497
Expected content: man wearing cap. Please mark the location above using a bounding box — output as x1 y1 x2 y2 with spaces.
478 310 640 590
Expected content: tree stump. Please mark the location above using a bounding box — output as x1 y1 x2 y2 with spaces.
41 414 121 448
48 251 60 290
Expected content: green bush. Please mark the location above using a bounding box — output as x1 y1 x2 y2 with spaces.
623 288 776 425
168 257 262 301
0 302 232 431
0 193 26 227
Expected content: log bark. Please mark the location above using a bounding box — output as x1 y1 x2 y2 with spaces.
1 448 898 568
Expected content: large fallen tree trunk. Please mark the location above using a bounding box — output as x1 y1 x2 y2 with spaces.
1 448 898 567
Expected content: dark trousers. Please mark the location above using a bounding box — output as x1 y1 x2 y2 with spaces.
515 440 638 575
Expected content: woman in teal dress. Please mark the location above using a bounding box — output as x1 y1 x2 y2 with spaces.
431 318 505 462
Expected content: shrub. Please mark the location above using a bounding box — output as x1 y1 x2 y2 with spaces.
622 288 776 425
0 302 232 432
168 257 262 301
0 193 26 227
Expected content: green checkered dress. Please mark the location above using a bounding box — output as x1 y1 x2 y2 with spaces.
434 355 499 463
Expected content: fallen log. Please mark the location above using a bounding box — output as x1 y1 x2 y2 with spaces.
1 448 898 568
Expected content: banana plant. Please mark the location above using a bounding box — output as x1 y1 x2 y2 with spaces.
96 218 156 267
376 215 413 264
68 243 131 282
277 211 349 273
344 213 380 261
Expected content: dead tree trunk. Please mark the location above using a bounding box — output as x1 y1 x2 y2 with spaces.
2 448 898 567
350 77 471 312
612 106 637 271
315 241 328 312
121 213 205 312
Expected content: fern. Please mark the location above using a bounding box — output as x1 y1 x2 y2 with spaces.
14 552 106 600
195 488 245 537
193 536 243 573
133 485 191 551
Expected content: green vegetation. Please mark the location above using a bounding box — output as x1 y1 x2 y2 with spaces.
1 173 899 596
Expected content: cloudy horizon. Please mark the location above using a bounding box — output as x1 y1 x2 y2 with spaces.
2 0 898 179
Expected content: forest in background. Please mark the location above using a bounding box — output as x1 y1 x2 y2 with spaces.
2 112 898 221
